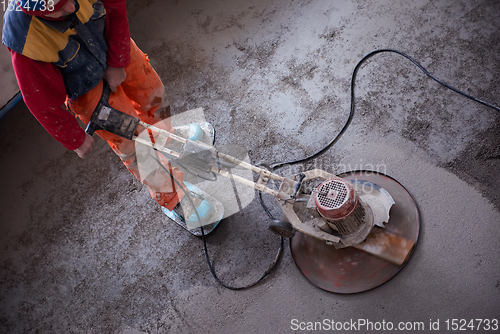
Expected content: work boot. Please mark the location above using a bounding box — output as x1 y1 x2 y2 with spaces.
162 181 224 236
173 122 215 145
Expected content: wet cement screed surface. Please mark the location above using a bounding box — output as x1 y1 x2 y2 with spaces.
1 0 499 333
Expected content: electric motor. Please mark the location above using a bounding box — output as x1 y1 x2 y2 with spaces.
312 177 374 246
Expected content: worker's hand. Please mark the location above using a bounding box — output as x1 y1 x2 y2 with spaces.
74 132 95 159
104 66 127 92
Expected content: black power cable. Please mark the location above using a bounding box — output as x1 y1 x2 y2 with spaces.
200 225 284 290
145 149 284 290
269 48 500 170
151 49 500 291
256 49 500 287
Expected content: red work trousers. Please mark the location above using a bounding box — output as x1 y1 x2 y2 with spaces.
68 39 185 210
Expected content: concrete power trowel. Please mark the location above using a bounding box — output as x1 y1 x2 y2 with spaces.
86 84 420 293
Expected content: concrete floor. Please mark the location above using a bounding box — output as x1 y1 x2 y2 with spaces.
1 0 500 333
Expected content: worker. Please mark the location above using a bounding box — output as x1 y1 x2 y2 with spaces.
2 0 219 232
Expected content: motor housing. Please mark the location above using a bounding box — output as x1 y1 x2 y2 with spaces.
311 177 374 247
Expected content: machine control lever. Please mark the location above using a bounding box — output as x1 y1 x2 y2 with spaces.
291 173 306 199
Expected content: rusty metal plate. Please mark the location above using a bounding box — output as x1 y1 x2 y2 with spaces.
290 171 420 293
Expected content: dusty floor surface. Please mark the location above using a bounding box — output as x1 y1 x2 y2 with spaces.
1 0 500 333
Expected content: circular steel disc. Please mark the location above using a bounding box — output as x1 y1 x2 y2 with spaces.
290 171 420 293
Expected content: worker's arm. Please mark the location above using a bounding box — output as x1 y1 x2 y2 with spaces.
10 49 87 151
73 132 94 158
102 0 130 91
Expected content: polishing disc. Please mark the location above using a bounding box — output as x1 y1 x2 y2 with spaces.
290 171 420 293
